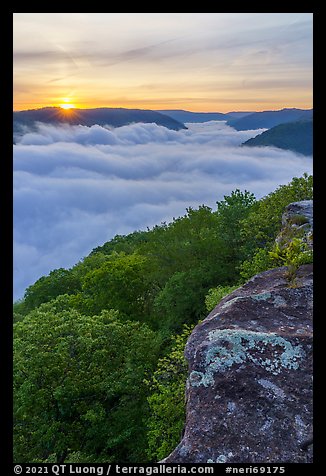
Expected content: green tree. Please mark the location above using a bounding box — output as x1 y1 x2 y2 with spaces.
146 324 195 461
13 299 27 322
153 270 206 333
239 173 313 279
14 304 160 463
71 252 111 276
138 206 223 286
77 252 155 320
153 257 232 334
205 284 239 312
91 231 149 256
240 248 274 281
23 268 82 314
215 189 256 275
241 173 313 253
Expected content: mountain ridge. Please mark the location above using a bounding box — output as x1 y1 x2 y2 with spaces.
156 109 252 123
227 108 313 131
13 106 187 137
242 118 313 155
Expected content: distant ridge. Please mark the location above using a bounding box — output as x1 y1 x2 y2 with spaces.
227 108 313 131
13 107 187 136
242 119 313 156
156 109 252 123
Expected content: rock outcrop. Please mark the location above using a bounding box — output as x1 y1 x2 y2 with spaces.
162 202 313 464
282 200 313 229
276 200 313 250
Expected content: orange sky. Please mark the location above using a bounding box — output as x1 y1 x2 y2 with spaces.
13 13 313 113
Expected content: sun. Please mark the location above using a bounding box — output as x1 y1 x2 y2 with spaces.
60 103 76 110
55 99 81 122
59 98 76 110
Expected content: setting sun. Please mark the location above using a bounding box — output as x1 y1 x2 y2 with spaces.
60 103 75 110
59 98 76 110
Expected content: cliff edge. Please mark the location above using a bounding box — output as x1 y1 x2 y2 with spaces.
162 201 313 463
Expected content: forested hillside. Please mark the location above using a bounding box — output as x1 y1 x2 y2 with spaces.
242 119 313 156
226 108 312 130
13 174 313 463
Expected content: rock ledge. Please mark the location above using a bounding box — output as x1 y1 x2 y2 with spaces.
162 263 313 463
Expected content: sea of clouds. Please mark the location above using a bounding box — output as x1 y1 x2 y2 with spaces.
13 120 312 301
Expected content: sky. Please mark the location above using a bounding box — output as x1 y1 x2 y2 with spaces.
13 121 313 300
13 13 313 112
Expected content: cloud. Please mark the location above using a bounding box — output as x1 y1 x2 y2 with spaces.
13 121 312 301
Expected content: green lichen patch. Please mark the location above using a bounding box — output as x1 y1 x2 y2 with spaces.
250 292 287 307
222 292 287 310
272 295 287 307
207 452 233 463
189 369 214 387
189 329 305 387
251 292 272 301
206 455 226 463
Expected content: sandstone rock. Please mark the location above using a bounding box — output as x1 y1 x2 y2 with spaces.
282 200 313 227
162 264 313 463
276 200 313 250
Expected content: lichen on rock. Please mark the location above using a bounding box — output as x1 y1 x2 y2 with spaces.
189 329 305 388
163 262 313 463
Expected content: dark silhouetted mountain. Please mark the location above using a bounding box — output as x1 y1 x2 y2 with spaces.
242 119 313 156
227 108 313 131
156 109 253 123
13 107 187 136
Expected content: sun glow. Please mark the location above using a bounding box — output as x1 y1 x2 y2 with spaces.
60 103 76 110
59 98 76 110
